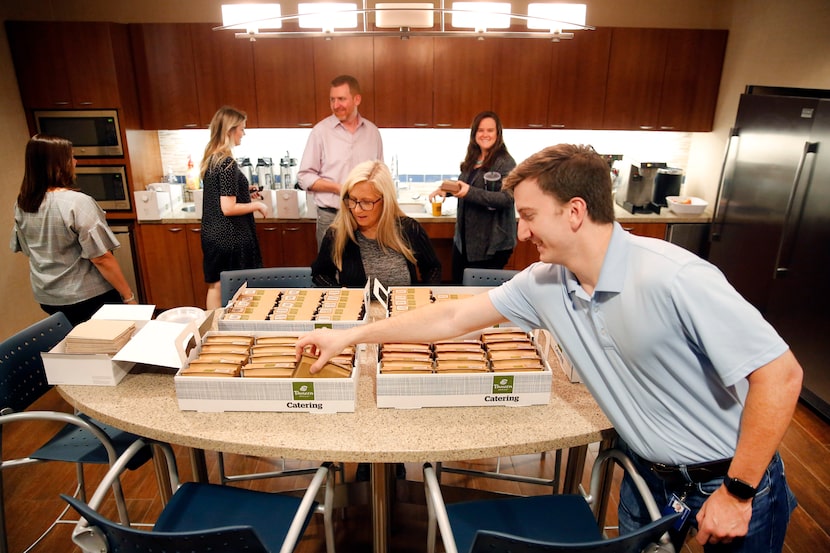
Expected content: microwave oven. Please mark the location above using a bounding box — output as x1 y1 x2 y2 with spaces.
34 109 123 157
75 166 131 211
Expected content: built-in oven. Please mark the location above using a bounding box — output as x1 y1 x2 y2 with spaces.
34 109 123 157
74 165 131 212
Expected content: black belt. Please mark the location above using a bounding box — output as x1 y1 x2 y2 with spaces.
317 206 338 214
649 458 732 486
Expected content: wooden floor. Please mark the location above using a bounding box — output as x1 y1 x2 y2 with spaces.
3 388 829 552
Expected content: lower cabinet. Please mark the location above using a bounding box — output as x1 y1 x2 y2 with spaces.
137 223 207 310
619 222 667 239
139 221 317 310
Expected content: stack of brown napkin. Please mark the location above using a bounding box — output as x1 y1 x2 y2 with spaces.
65 319 135 354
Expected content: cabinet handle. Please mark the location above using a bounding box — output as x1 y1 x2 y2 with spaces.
659 126 675 130
527 124 544 128
297 123 313 127
283 227 301 232
621 226 633 232
168 227 184 233
78 101 93 106
189 227 201 233
549 124 565 128
436 123 452 127
639 125 655 130
53 101 70 106
183 123 198 128
262 226 279 232
413 123 429 127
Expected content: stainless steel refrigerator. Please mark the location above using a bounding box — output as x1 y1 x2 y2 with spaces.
708 86 830 419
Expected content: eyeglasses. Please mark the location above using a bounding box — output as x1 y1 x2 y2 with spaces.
344 197 383 211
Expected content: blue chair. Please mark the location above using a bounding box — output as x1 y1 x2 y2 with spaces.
0 312 153 553
461 268 519 286
64 439 335 553
424 449 679 553
220 267 313 305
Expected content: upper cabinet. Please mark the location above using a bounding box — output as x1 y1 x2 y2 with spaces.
433 38 496 128
492 38 552 129
190 24 259 128
7 21 127 110
253 38 317 128
374 36 434 128
603 28 727 131
548 27 613 129
130 23 202 129
313 38 375 123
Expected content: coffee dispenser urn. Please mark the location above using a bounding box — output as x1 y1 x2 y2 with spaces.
279 151 297 189
255 158 274 190
615 161 667 213
652 168 683 206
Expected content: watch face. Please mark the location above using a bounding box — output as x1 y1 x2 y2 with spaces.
725 477 757 499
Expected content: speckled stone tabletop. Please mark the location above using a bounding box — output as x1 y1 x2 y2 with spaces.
58 356 612 463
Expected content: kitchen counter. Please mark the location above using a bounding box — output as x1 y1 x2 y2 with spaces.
141 203 712 225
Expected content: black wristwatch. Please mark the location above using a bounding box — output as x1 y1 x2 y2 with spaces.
724 476 758 500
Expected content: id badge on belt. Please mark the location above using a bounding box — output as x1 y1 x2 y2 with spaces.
662 492 692 531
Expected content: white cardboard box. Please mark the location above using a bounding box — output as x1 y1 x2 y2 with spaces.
376 328 553 409
43 305 202 386
174 331 359 413
218 281 374 332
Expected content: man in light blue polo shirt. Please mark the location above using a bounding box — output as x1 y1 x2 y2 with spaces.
297 144 802 552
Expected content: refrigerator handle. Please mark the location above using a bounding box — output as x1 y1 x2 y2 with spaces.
773 141 818 279
710 127 740 242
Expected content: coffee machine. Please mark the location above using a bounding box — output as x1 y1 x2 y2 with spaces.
279 151 298 189
615 161 667 213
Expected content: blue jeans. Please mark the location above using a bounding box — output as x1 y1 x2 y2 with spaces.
618 445 797 553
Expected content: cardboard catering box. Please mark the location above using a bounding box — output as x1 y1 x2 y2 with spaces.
174 331 359 413
42 304 199 386
376 328 553 409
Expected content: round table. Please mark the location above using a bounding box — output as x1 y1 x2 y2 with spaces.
59 360 613 552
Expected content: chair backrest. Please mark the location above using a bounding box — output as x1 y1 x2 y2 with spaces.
462 268 519 286
0 312 72 414
64 494 270 553
469 514 680 553
220 267 313 305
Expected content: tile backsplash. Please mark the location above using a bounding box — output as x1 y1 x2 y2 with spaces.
158 127 691 183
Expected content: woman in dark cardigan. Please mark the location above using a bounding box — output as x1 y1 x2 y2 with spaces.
312 160 441 288
430 111 517 283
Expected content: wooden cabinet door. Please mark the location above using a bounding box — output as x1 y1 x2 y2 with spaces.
191 24 259 128
621 222 667 239
137 224 197 310
256 223 286 268
548 27 612 129
279 222 318 267
185 224 208 309
130 23 202 129
418 221 454 283
492 39 551 129
7 21 121 109
373 36 433 128
313 38 375 123
602 28 667 130
253 38 317 128
657 29 727 132
433 38 495 128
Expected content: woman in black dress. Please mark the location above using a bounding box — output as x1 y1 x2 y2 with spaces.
200 106 267 309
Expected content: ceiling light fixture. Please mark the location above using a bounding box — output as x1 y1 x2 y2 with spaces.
217 1 593 41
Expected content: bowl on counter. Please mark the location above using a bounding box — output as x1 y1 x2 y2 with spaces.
157 306 206 325
666 196 708 215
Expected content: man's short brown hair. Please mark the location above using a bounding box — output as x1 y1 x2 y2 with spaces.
331 75 361 96
503 144 615 224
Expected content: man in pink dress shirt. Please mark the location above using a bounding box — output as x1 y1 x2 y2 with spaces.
297 75 384 249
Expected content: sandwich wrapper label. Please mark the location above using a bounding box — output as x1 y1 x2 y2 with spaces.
114 320 198 369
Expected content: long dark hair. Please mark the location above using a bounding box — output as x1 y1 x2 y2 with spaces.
460 111 510 173
17 134 76 213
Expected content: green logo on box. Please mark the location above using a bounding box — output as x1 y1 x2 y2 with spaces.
492 375 514 394
292 382 315 400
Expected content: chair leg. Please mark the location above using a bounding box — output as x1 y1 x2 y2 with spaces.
324 466 336 553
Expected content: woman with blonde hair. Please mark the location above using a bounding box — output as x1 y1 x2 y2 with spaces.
312 160 441 287
200 106 267 310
